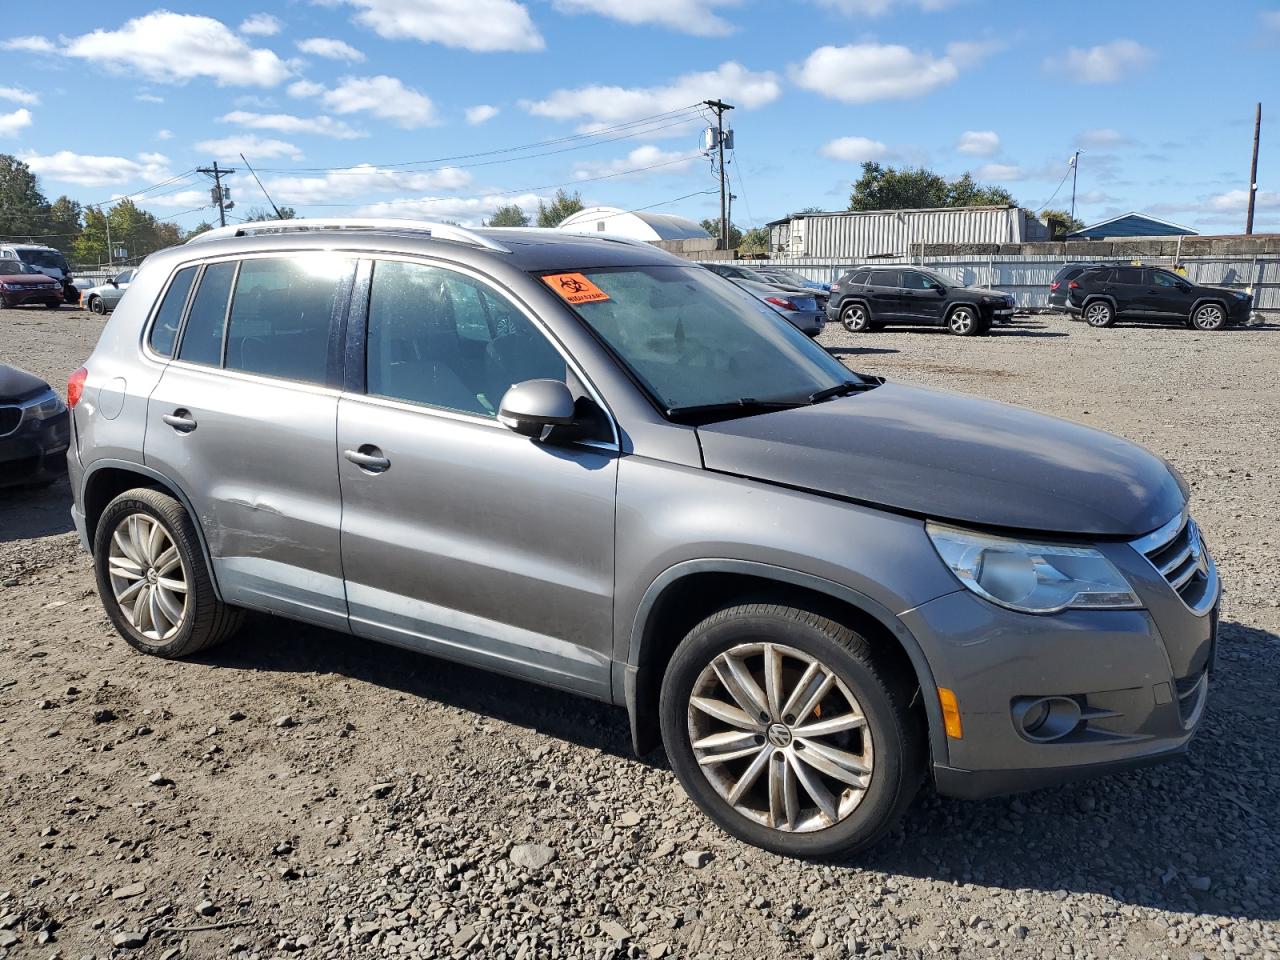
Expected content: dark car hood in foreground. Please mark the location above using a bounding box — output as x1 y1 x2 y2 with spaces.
696 382 1185 537
0 363 50 404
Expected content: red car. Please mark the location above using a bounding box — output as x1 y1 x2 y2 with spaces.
0 259 64 309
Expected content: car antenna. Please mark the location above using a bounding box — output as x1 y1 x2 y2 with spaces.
240 153 284 220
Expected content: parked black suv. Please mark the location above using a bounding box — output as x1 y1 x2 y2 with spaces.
1047 262 1122 310
1066 265 1253 330
828 267 1015 336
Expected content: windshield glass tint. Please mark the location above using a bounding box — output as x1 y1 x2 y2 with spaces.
563 265 854 411
17 250 68 270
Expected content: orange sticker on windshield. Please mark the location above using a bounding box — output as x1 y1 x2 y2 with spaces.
542 272 610 305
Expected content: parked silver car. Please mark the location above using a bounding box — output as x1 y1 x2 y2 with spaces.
68 219 1218 858
702 264 825 336
81 268 135 315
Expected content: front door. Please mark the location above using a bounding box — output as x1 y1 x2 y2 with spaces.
1146 268 1193 320
336 258 618 698
899 270 945 323
145 254 356 630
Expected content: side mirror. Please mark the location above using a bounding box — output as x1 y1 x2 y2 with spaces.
498 379 577 440
932 283 947 295
108 279 118 287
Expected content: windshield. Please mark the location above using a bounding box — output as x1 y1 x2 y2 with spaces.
0 260 39 276
16 249 68 270
553 265 857 414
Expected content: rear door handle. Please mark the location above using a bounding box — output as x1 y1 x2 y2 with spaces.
344 445 390 473
162 410 196 433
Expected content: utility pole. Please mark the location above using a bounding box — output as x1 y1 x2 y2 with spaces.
197 161 236 227
1246 102 1262 235
704 99 735 251
1069 151 1080 226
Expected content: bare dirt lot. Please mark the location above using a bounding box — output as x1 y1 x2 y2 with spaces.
1 306 1278 960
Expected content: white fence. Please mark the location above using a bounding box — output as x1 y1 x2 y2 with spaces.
731 255 1280 314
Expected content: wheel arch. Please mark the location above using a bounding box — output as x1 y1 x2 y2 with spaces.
82 460 223 601
621 559 946 765
1189 296 1229 317
840 297 872 318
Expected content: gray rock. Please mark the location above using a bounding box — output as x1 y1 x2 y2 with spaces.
147 772 172 786
195 899 218 917
681 850 713 869
275 715 297 728
112 931 148 949
510 843 557 870
112 882 146 899
0 930 18 949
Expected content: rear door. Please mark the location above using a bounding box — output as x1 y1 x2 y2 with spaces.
866 269 902 322
1110 266 1145 315
144 253 356 630
335 257 619 698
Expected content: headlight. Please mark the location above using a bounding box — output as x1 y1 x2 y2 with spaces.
23 388 66 420
981 295 1002 303
926 522 1140 614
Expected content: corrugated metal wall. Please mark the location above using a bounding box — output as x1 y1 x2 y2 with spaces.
770 208 1046 258
713 254 1280 313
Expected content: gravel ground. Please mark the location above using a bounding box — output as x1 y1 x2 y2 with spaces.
1 306 1278 960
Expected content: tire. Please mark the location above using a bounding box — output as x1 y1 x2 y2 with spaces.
88 296 107 316
1190 302 1226 331
93 487 243 659
1083 300 1115 327
946 305 980 336
840 301 872 333
45 300 61 309
659 602 924 858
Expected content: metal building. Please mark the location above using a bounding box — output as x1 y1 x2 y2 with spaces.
766 206 1050 259
1066 212 1198 240
556 206 710 242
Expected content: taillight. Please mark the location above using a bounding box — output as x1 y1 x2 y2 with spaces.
1067 280 1080 289
1049 281 1060 291
68 366 88 409
764 296 798 311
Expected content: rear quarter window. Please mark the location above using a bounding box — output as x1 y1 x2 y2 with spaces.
148 266 198 358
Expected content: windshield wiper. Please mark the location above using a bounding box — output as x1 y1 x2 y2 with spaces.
807 380 876 403
665 397 807 422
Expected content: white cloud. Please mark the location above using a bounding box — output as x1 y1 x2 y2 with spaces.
1205 188 1280 213
239 13 283 36
0 109 33 137
135 93 165 104
552 0 739 36
264 164 473 204
956 130 999 156
0 87 39 106
139 188 213 210
1047 40 1154 84
791 41 995 104
819 136 889 163
288 80 326 98
574 144 702 179
334 0 544 52
465 104 500 125
525 61 779 131
52 12 293 87
156 129 174 141
0 37 56 54
22 150 172 187
297 37 366 62
1260 10 1280 29
975 163 1024 181
220 110 366 140
1074 128 1132 149
356 192 551 226
308 75 439 128
195 134 303 161
812 0 960 13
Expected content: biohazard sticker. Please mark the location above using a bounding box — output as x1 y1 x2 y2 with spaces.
542 273 611 305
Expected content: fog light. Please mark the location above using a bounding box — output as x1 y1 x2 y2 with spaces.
1011 696 1081 743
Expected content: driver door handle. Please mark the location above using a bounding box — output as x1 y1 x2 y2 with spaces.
162 410 196 433
344 445 390 473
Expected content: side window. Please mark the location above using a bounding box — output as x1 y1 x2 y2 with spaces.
224 255 353 384
901 271 935 290
366 260 566 418
849 270 870 285
1151 270 1179 288
1114 267 1143 285
148 266 197 358
177 262 236 367
868 269 898 287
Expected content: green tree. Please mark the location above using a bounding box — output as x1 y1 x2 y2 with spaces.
536 189 584 228
244 206 296 221
700 218 744 248
1040 208 1084 238
485 203 530 227
0 154 51 240
185 221 215 240
46 196 83 253
72 199 181 264
848 162 1016 211
740 226 770 254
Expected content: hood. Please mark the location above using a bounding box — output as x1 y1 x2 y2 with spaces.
0 273 59 286
696 382 1185 538
0 364 51 404
953 285 1012 300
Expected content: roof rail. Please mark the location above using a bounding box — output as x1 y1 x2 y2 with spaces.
185 218 511 253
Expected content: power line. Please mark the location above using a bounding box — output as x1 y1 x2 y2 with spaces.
1034 159 1075 214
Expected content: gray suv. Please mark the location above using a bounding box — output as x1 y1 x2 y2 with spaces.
67 219 1219 858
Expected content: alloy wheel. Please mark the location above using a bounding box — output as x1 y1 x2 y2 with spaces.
107 513 188 643
686 642 874 833
948 307 975 334
842 304 868 332
1085 303 1112 326
1192 305 1224 330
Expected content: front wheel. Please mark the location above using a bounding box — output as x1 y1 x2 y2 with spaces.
947 305 980 336
659 603 924 858
93 487 243 658
840 302 872 333
1190 303 1226 331
88 296 107 316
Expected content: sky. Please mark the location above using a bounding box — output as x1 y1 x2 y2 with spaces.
1 0 1276 236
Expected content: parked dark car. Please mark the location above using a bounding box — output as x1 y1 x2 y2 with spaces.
0 363 70 486
0 259 65 309
1066 265 1254 330
828 266 1015 336
1047 262 1122 310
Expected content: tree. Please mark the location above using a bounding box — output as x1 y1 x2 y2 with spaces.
1041 208 1084 238
46 196 83 254
0 154 52 241
536 189 584 228
792 205 824 216
244 205 296 221
848 162 1017 211
485 203 530 227
739 226 770 254
701 218 744 249
72 199 182 265
185 221 215 240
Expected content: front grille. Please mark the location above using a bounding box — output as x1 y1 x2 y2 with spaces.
1132 513 1217 615
0 406 21 438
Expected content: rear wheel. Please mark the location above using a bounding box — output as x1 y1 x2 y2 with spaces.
659 603 924 858
946 305 980 336
1083 300 1115 328
93 488 243 658
840 302 872 333
88 296 107 316
1190 303 1226 331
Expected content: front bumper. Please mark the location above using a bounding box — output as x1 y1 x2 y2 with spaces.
1 287 63 307
0 408 70 486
